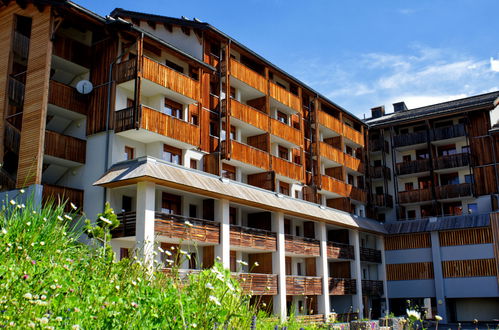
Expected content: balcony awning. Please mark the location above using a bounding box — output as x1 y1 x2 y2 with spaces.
94 156 386 234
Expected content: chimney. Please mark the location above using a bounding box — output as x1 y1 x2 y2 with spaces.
393 101 408 112
371 105 385 119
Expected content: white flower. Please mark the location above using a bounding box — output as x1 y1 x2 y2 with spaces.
26 222 31 226
164 250 172 256
208 295 221 306
70 203 77 210
28 322 35 328
40 241 45 246
236 260 248 266
1 228 6 235
179 249 187 255
158 246 165 253
184 220 193 227
43 217 47 222
23 293 33 300
19 189 25 194
406 309 421 320
435 315 443 321
9 200 15 205
253 262 259 267
216 256 221 261
191 324 197 328
57 216 63 221
72 325 80 330
55 317 62 322
20 204 25 208
205 283 214 290
99 216 112 225
39 317 49 324
226 282 235 292
40 295 46 301
64 215 72 220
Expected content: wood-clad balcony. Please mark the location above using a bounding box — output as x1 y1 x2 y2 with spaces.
435 183 472 200
230 99 269 131
373 193 393 208
230 225 277 251
361 280 384 296
285 235 320 256
432 123 466 141
318 142 344 164
316 110 342 135
232 273 278 295
369 138 389 153
398 188 432 204
329 278 357 295
343 125 364 146
223 140 271 170
269 82 301 112
7 76 24 107
114 58 137 84
327 242 355 259
229 58 267 94
360 247 382 263
369 166 391 180
321 175 367 202
270 118 302 146
393 130 428 148
42 184 84 211
12 31 29 60
52 34 91 68
4 121 20 154
44 131 86 164
350 186 367 203
344 153 364 173
286 276 323 295
271 156 304 182
395 159 430 175
433 153 470 170
48 80 87 115
114 105 200 147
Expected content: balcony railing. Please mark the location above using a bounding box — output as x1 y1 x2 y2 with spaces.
350 186 367 203
321 175 366 202
432 124 466 141
48 80 88 115
12 31 29 60
230 99 268 131
114 57 137 84
229 58 267 94
361 280 384 296
329 278 357 295
285 235 320 256
398 188 432 204
295 315 325 323
435 183 472 199
232 273 278 295
222 140 270 170
8 76 25 107
317 110 342 135
369 138 389 153
271 156 304 182
42 184 84 212
369 166 391 180
433 153 470 170
4 121 20 153
395 159 430 175
344 153 364 173
360 247 382 263
343 124 364 146
269 82 301 112
230 225 277 251
393 130 428 148
52 34 91 68
318 142 344 164
270 118 302 146
44 130 86 164
373 193 393 208
286 276 323 295
326 242 354 259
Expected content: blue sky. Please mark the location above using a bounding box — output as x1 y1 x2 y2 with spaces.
78 0 499 118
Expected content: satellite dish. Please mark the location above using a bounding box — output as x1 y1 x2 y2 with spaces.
75 80 93 95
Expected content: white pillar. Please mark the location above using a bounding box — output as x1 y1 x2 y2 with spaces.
272 211 287 321
135 181 156 268
378 235 389 316
317 222 331 320
214 199 230 269
350 230 364 319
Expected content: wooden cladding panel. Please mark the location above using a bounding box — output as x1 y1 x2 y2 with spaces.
269 82 301 112
473 165 498 195
470 136 494 166
387 262 434 281
230 99 268 131
317 111 342 134
398 188 432 204
319 142 344 164
385 233 431 250
326 197 353 213
154 216 220 244
321 175 347 197
48 80 88 115
343 124 364 146
439 227 493 246
272 156 304 182
44 131 86 163
230 225 277 251
42 184 84 211
286 276 323 295
468 111 491 137
229 58 267 93
248 253 273 274
285 235 320 256
344 153 364 173
490 213 499 285
17 5 52 187
270 118 302 146
247 171 275 191
229 140 270 170
442 259 497 278
233 273 278 295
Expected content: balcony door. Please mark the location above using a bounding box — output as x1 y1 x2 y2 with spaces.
161 192 181 215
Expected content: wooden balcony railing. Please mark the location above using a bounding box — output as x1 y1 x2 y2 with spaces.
52 34 91 68
44 130 86 164
344 153 364 173
343 124 364 146
285 235 320 256
286 276 323 295
329 278 357 295
7 76 24 107
393 130 428 148
114 106 136 132
12 31 29 60
395 159 430 175
368 166 391 180
48 80 88 115
398 188 432 204
272 156 304 182
317 111 342 135
223 140 270 170
350 185 367 203
269 82 301 112
360 247 382 263
229 58 267 94
435 183 472 199
433 153 470 170
321 175 348 197
369 138 389 153
361 280 384 296
114 57 137 84
318 142 344 164
327 242 354 259
155 212 220 244
230 225 277 251
4 121 20 153
270 118 302 146
232 273 278 295
42 184 84 212
432 123 466 141
295 314 325 323
230 99 268 131
373 193 393 208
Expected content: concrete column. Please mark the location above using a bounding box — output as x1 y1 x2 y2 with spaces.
135 181 156 268
317 222 331 320
377 235 390 315
350 230 364 319
214 199 230 269
272 211 287 321
430 231 448 323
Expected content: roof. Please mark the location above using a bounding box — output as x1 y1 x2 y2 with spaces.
94 156 387 234
384 213 492 234
366 91 499 127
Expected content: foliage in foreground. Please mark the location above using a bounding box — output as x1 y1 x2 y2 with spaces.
0 198 316 329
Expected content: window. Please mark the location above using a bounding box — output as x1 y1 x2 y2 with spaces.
347 174 354 185
438 144 457 156
377 213 385 222
405 182 414 191
279 182 290 196
164 59 184 73
120 248 130 260
421 204 436 218
443 202 462 216
190 114 198 125
434 120 453 129
209 121 219 137
296 262 303 276
284 219 291 235
163 144 182 165
122 196 133 212
161 192 181 215
407 210 416 219
462 145 470 153
124 146 134 160
222 163 236 180
400 128 409 134
402 155 411 163
229 125 236 140
413 125 426 132
229 207 237 225
374 159 382 167
440 172 459 185
375 186 384 195
221 83 235 98
295 226 300 237
164 98 183 119
418 176 432 189
416 149 429 159
294 190 299 199
190 159 198 170
189 204 197 218
468 203 478 214
346 146 353 156
277 111 288 124
465 174 474 184
278 145 289 160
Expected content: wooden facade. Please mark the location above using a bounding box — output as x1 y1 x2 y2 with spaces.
385 233 431 250
438 227 493 246
442 259 497 278
285 275 323 295
284 235 320 256
44 130 86 164
386 262 434 281
233 273 278 295
230 225 277 251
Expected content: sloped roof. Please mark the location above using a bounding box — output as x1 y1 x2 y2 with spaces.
384 213 492 234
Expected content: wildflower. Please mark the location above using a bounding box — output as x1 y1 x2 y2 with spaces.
179 249 187 255
50 285 56 290
166 259 174 265
16 205 21 209
131 280 137 286
74 308 80 313
208 295 221 306
28 322 35 328
22 274 29 280
43 217 47 222
131 302 138 308
32 210 37 214
57 216 63 221
191 324 197 328
70 202 77 210
64 215 72 220
262 302 267 308
99 216 112 225
184 220 193 227
9 200 15 205
253 261 259 267
20 204 25 208
266 286 271 291
1 228 6 235
19 189 25 194
26 222 31 226
40 242 45 246
72 325 80 330
236 260 248 266
205 283 214 290
158 246 164 253
39 317 49 324
186 254 191 260
226 282 235 291
406 309 421 320
115 285 120 291
40 295 46 301
23 293 33 300
55 317 62 322
216 256 221 261
9 322 15 327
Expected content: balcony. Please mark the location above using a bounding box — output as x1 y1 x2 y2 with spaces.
318 142 344 164
393 130 428 148
316 111 342 135
286 276 323 295
48 80 88 115
44 131 86 164
327 242 354 259
360 247 382 263
229 58 267 94
7 76 24 107
395 159 430 175
272 156 304 182
230 225 277 251
432 124 466 141
42 184 84 212
369 138 389 153
114 58 137 83
52 34 91 68
435 183 472 200
223 140 270 170
361 280 384 296
0 168 16 191
398 188 432 204
269 82 301 112
12 31 29 60
232 273 278 295
321 175 348 197
372 194 393 208
285 235 320 256
329 278 357 295
433 153 470 170
230 99 268 132
350 186 367 203
4 121 20 153
343 124 364 146
270 118 302 147
369 166 391 180
344 153 364 173
115 105 200 147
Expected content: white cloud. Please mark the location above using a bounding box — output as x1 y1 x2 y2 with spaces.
491 57 499 72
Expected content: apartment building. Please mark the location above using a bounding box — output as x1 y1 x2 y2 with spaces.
0 0 385 322
365 93 499 322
